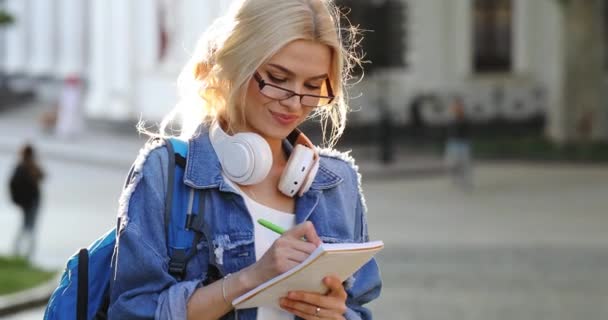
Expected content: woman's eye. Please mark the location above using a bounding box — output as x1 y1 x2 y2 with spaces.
268 74 286 83
305 84 321 90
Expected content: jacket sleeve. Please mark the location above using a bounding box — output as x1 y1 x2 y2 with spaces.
108 146 201 320
344 168 382 320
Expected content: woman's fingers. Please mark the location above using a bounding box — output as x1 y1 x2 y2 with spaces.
280 275 348 318
284 221 322 246
272 241 313 266
274 235 318 255
252 221 322 283
323 275 348 300
280 290 346 319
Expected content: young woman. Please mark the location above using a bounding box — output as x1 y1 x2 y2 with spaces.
109 0 381 319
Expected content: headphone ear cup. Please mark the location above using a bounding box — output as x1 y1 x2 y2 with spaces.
210 121 272 185
298 156 319 197
278 145 315 197
230 133 272 185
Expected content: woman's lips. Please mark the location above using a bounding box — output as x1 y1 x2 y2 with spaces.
270 111 299 125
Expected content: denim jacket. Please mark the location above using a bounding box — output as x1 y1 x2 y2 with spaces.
108 126 382 319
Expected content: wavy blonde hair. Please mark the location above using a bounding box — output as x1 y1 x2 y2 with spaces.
144 0 362 148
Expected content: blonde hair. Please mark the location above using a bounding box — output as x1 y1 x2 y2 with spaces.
143 0 362 148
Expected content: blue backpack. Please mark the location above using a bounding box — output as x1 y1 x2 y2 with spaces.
44 138 205 320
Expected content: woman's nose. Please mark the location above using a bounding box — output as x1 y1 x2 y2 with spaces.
279 94 302 110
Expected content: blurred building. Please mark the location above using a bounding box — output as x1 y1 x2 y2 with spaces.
0 0 231 121
342 0 608 130
1 0 606 130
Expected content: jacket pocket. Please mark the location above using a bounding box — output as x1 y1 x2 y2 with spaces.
211 231 254 272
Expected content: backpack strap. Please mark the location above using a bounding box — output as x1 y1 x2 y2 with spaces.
164 138 203 280
76 249 89 320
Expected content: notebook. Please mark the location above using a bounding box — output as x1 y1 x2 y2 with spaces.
232 240 384 309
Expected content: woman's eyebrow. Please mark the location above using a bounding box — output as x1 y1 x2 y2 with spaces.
267 63 328 80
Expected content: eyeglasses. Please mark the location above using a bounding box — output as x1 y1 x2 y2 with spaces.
253 72 335 108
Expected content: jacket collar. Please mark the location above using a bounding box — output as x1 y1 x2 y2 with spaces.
182 125 343 192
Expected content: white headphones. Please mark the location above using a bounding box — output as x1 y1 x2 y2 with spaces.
209 121 320 197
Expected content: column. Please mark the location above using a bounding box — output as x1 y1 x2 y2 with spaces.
539 0 565 142
28 0 55 76
450 0 473 79
85 0 112 118
160 0 221 72
107 0 134 120
133 0 160 72
159 0 186 72
56 0 86 77
409 0 446 89
513 0 532 74
3 0 28 74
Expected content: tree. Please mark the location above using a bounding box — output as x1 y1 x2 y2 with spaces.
0 9 15 26
552 0 607 143
0 6 15 98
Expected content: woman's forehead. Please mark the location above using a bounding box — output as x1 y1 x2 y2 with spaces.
265 40 332 78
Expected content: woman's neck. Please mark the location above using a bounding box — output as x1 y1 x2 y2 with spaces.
266 138 287 167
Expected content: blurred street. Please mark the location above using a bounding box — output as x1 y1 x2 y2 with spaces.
365 164 608 319
1 104 607 319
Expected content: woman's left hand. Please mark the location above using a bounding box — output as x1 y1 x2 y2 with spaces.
279 275 347 319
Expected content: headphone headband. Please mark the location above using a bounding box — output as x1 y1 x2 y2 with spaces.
287 129 319 161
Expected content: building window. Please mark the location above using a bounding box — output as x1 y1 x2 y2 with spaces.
473 0 513 73
335 0 408 73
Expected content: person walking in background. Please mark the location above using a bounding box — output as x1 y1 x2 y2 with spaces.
9 143 45 261
109 0 381 319
444 96 473 191
55 74 84 138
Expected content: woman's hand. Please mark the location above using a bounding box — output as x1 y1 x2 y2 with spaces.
243 221 322 286
279 275 348 319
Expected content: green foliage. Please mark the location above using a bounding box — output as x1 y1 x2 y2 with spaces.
0 9 15 26
0 256 56 295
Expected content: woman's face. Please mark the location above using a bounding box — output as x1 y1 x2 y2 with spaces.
243 39 332 141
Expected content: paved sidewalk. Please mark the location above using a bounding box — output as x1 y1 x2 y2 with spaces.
0 102 149 169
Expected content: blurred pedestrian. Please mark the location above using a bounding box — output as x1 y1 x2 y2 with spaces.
378 99 394 164
55 74 84 138
9 143 45 260
444 96 473 191
40 104 58 134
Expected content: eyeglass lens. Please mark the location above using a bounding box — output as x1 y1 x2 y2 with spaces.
260 85 332 107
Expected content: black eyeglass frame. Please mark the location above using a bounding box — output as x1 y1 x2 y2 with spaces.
253 72 335 108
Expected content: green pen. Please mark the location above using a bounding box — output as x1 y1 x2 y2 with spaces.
257 218 286 235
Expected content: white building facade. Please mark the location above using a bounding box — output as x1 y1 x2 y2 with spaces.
1 0 232 121
1 0 605 136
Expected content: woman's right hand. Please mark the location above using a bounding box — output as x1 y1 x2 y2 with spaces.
243 221 322 286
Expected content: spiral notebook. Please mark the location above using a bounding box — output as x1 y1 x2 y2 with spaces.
232 240 384 309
